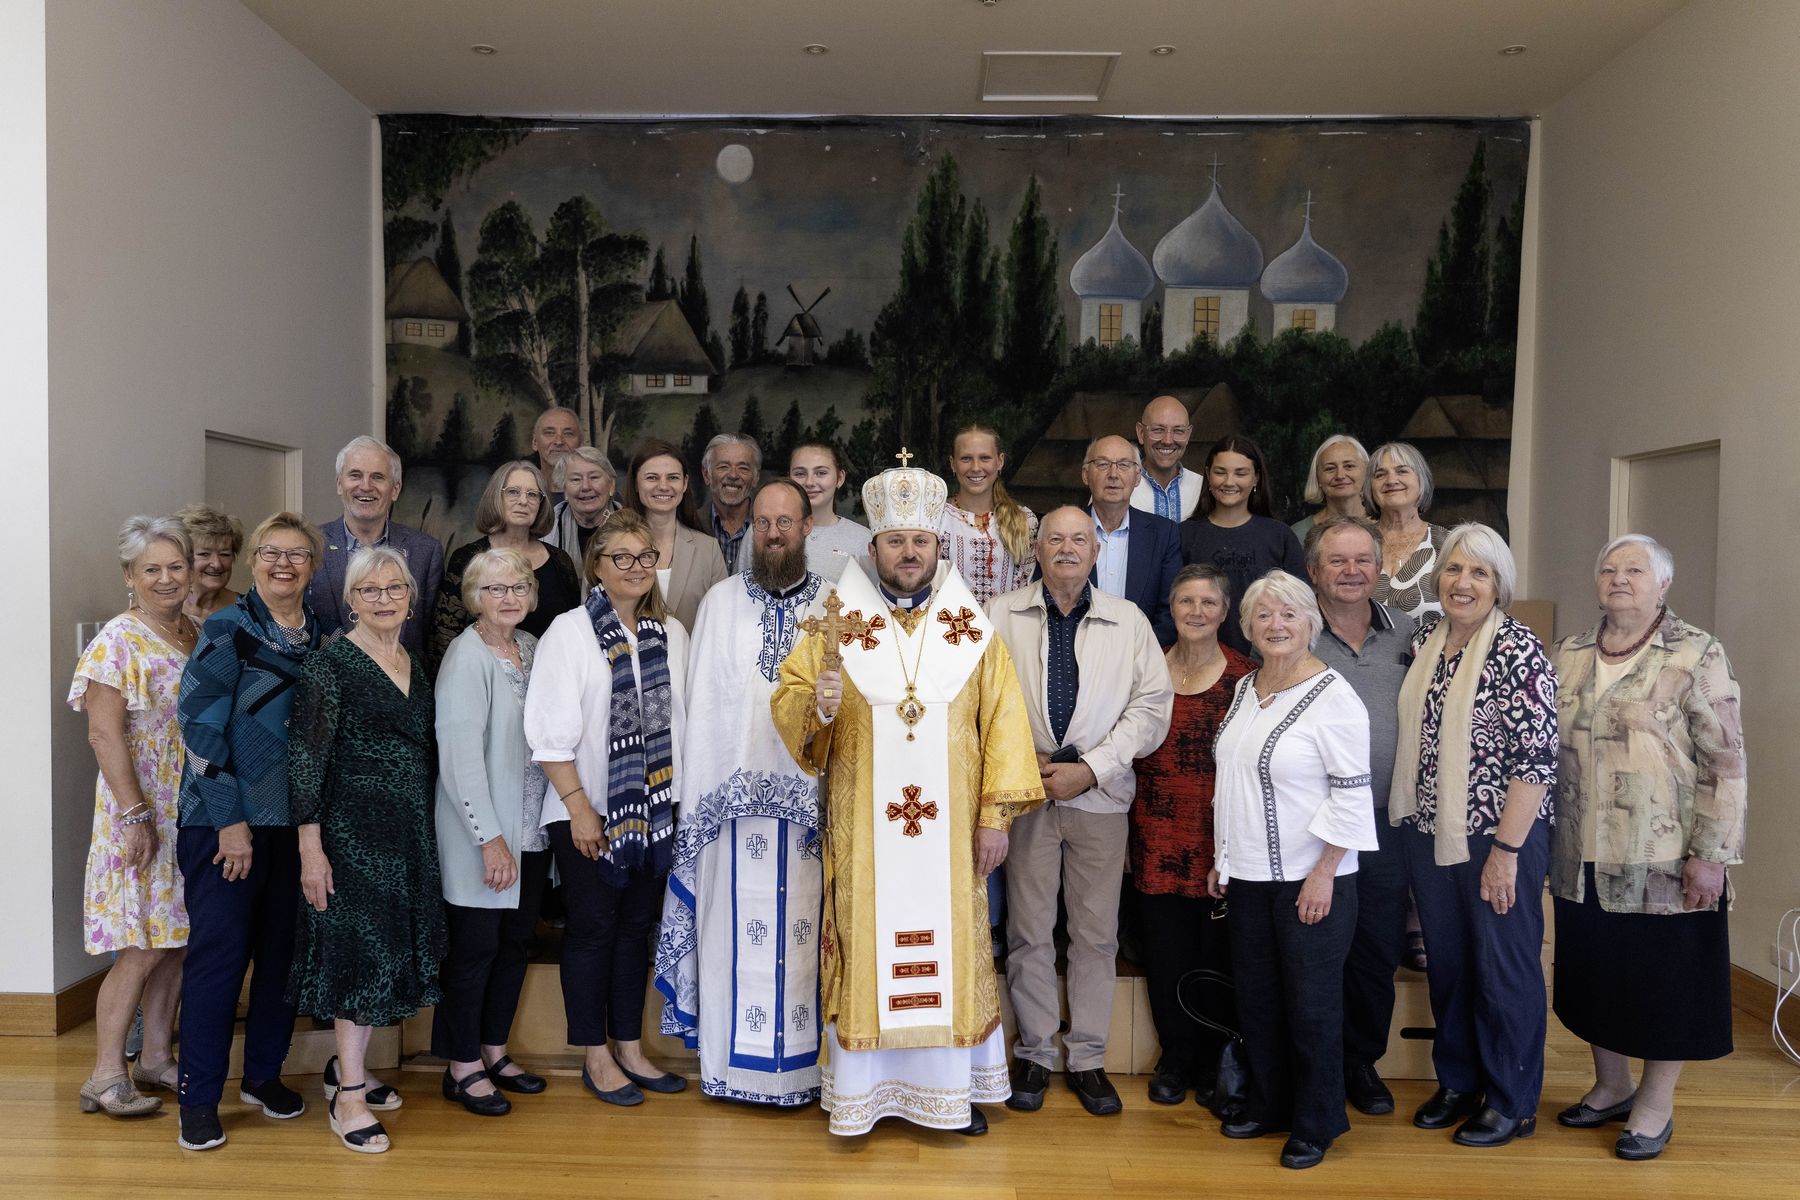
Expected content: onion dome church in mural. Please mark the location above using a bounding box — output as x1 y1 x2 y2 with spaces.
1260 192 1349 333
1069 186 1157 348
1152 161 1265 352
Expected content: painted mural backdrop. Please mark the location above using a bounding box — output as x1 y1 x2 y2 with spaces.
380 116 1529 551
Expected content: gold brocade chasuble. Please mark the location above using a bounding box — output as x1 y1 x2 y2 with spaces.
773 561 1043 1051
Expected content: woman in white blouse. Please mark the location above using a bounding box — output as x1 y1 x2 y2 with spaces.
524 509 689 1108
1209 571 1378 1171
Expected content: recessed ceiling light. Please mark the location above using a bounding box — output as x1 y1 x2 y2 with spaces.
803 43 829 55
1151 45 1177 57
470 44 498 56
1499 44 1527 56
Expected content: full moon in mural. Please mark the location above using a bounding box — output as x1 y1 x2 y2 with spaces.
716 143 754 183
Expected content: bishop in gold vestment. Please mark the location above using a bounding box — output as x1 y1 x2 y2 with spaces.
772 459 1042 1136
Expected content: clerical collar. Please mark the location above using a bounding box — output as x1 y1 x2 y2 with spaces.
878 583 934 611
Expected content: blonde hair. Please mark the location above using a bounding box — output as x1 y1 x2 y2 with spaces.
1301 434 1371 507
584 509 669 623
248 511 324 562
952 423 1031 563
474 460 554 538
174 503 245 555
462 546 539 614
342 545 413 610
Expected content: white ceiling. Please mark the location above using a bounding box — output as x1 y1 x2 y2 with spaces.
239 0 1686 119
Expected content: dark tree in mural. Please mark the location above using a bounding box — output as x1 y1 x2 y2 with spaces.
683 402 721 478
739 394 767 449
728 286 752 368
1488 186 1525 346
750 292 771 365
825 328 869 369
386 217 436 272
437 394 476 465
647 246 676 300
1414 140 1491 374
1001 175 1064 403
775 399 804 466
386 377 419 462
468 201 559 406
678 235 726 372
485 409 519 465
435 210 470 355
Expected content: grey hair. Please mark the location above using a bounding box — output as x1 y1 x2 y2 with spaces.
1082 435 1143 469
1365 441 1434 514
703 432 762 476
1596 533 1675 587
342 544 413 610
1302 434 1371 506
1238 570 1324 648
1435 523 1517 610
553 444 616 491
1171 563 1231 607
1304 514 1384 575
335 435 403 486
534 405 580 432
118 515 192 569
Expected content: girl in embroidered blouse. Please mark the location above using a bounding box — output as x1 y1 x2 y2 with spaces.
938 424 1038 607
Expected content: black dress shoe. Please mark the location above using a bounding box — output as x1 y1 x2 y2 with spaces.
1615 1119 1673 1160
1065 1068 1122 1116
1147 1065 1189 1106
1453 1106 1537 1147
1221 1116 1287 1139
619 1064 688 1094
441 1068 512 1117
1345 1062 1395 1116
485 1054 547 1095
1556 1092 1634 1128
1005 1061 1049 1112
957 1105 988 1136
1413 1086 1483 1129
1279 1135 1331 1169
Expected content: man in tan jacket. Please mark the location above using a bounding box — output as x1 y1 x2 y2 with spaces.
986 506 1174 1116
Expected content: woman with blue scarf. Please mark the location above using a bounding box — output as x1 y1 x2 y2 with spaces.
525 508 690 1106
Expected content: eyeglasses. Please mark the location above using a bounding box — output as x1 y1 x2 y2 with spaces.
604 549 661 570
353 582 412 602
751 516 800 533
1084 458 1140 475
502 486 545 504
1142 425 1191 439
479 582 532 598
254 545 315 564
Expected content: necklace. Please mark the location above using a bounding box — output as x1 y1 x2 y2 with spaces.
890 607 931 741
476 621 521 661
1255 658 1322 707
134 604 193 647
1599 605 1664 659
354 630 409 676
1168 645 1223 691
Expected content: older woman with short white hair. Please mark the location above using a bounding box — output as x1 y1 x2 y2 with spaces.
546 447 619 582
1392 523 1558 1149
1290 435 1370 546
1209 570 1377 1170
432 547 554 1117
1366 442 1448 621
70 516 197 1117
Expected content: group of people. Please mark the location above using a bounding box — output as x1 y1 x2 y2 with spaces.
70 398 1745 1170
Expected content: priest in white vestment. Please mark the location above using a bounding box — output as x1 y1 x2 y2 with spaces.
772 455 1045 1136
656 480 830 1105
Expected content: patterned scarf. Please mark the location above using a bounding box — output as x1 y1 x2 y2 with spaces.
585 585 675 877
1390 605 1501 865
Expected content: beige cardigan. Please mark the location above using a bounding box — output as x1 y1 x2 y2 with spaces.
661 524 729 634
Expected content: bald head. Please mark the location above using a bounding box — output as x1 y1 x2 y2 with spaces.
1036 505 1098 590
1137 394 1192 480
1082 434 1141 509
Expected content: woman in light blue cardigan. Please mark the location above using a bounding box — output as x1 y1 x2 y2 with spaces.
431 548 553 1117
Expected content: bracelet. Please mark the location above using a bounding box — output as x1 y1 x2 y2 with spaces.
560 787 586 804
1490 836 1522 854
121 809 155 827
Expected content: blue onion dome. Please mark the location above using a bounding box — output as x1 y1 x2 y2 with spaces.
1153 183 1264 288
1260 213 1348 304
1070 207 1156 301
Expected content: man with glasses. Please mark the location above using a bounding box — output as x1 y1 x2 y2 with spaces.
311 435 443 652
1130 395 1204 522
656 479 829 1108
1083 434 1181 647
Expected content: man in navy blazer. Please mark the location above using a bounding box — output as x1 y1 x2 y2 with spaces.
1082 434 1180 647
309 435 444 652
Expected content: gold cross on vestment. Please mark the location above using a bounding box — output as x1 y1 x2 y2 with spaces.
798 588 876 672
885 784 939 838
894 446 914 467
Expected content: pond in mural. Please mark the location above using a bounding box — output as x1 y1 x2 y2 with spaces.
380 115 1528 554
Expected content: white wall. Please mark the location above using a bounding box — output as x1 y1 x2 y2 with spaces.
1529 0 1799 983
10 0 376 992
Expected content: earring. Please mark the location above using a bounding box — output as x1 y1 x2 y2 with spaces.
126 587 136 608
407 608 416 620
348 610 360 626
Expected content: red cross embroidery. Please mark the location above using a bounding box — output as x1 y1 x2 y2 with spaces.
885 784 939 838
840 609 886 651
937 606 982 646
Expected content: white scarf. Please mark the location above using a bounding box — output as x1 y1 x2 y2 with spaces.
1390 606 1502 865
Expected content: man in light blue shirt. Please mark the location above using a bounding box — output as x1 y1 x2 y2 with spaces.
1083 434 1181 645
1130 395 1204 522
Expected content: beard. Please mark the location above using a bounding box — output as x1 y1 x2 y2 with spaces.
751 538 808 593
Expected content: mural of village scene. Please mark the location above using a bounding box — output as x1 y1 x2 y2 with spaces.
380 116 1529 551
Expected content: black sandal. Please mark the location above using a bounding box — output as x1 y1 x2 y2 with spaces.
327 1082 390 1155
485 1054 547 1095
442 1067 511 1116
324 1055 403 1111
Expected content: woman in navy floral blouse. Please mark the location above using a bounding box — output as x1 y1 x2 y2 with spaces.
1388 524 1558 1151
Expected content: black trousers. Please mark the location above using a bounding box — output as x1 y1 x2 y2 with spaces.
1342 806 1410 1069
430 849 552 1062
547 822 664 1045
1228 875 1357 1143
1135 889 1234 1082
176 824 300 1108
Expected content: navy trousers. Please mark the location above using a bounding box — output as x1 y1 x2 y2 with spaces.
1403 819 1550 1120
1342 806 1410 1069
547 822 664 1045
176 824 301 1108
1228 875 1357 1143
431 849 551 1062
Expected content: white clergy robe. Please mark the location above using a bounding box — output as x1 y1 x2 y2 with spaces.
655 570 828 1105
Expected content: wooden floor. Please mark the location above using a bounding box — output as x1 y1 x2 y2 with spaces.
6 1003 1795 1199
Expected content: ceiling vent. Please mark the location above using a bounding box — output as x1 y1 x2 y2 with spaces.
980 51 1119 102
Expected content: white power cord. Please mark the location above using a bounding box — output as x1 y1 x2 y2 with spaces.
1776 908 1800 1068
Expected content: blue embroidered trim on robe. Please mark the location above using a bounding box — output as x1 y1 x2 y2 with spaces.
745 572 824 683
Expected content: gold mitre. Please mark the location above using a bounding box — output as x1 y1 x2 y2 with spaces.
861 446 948 535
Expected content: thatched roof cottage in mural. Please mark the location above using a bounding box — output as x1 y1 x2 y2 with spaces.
607 300 713 397
385 258 468 350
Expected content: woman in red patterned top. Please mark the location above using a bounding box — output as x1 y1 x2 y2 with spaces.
1132 564 1254 1108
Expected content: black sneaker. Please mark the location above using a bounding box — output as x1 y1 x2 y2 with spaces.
1065 1068 1123 1116
1004 1060 1050 1112
177 1104 227 1151
239 1077 306 1119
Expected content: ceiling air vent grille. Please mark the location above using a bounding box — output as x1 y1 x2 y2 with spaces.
980 51 1119 102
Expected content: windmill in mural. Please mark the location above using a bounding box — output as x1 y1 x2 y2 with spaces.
777 284 831 367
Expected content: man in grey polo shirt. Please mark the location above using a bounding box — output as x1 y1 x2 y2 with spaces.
1306 514 1415 1118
